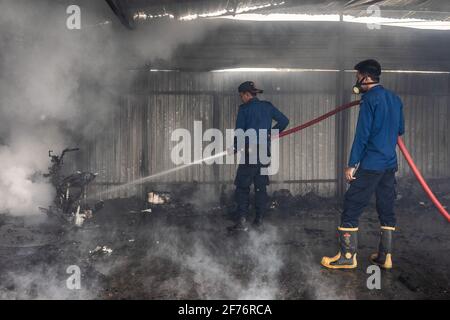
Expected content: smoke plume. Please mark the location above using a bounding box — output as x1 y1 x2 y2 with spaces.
0 0 216 216
149 223 284 299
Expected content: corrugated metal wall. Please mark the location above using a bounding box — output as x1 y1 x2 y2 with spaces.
87 71 450 199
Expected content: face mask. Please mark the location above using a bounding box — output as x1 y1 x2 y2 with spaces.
352 76 378 94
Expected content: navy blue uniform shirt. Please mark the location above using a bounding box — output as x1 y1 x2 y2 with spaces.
348 85 405 170
234 97 289 146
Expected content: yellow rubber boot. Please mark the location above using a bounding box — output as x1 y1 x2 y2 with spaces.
370 226 395 269
321 227 358 269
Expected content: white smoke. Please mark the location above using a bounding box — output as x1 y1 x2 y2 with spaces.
0 0 217 216
150 223 284 299
0 137 56 215
0 1 103 215
1 267 98 300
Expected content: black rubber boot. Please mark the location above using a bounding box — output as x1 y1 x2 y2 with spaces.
252 215 264 230
227 217 248 233
370 226 394 269
321 227 358 269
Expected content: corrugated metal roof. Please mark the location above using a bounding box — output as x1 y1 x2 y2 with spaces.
105 0 450 28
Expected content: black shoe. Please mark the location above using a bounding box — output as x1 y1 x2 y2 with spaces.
252 217 264 229
227 217 248 232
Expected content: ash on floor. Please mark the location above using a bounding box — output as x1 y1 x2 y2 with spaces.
0 183 449 300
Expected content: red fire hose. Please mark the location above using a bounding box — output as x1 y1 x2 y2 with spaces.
277 100 361 138
273 100 450 222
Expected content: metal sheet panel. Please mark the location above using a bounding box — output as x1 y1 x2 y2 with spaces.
88 71 450 198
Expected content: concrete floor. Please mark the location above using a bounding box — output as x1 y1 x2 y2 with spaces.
0 185 449 300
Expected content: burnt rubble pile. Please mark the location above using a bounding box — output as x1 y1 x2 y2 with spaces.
270 189 338 213
89 177 449 223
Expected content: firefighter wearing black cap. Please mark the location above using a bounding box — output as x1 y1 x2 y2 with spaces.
322 59 405 269
227 81 289 232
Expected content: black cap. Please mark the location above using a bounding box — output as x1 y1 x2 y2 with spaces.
238 81 263 94
354 59 381 78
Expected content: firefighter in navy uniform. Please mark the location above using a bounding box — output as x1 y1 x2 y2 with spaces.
227 81 289 232
321 59 405 269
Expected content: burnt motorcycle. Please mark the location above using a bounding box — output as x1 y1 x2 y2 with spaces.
40 148 103 227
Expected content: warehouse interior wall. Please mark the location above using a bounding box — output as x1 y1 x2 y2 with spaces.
85 70 450 199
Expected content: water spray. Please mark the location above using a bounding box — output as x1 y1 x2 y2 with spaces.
94 151 228 197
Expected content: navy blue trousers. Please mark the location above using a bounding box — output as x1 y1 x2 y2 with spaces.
341 168 397 228
234 164 269 219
